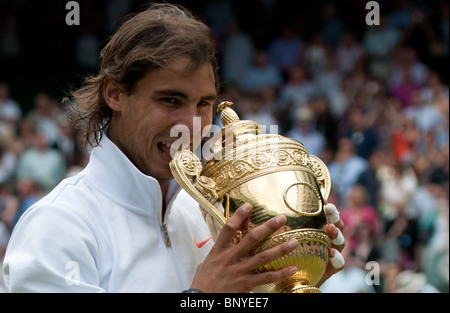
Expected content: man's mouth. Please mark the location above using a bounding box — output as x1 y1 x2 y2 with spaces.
158 141 173 160
157 141 193 161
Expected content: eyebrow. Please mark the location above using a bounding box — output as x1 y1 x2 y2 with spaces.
154 89 218 102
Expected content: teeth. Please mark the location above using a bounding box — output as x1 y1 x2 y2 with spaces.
160 141 192 152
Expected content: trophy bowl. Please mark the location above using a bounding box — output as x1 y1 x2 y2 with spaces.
169 102 332 293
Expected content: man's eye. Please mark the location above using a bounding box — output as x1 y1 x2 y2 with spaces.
198 101 212 107
163 98 179 105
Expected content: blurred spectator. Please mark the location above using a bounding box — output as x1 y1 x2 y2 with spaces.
421 71 449 107
221 20 255 86
378 162 418 221
301 32 329 77
240 92 278 133
421 184 449 292
390 66 423 108
320 2 346 48
0 83 21 125
363 14 402 80
381 261 402 293
340 184 381 254
0 83 21 144
404 89 443 133
15 131 66 192
383 199 421 270
286 106 326 157
315 51 343 114
356 148 385 208
13 118 35 153
394 270 440 293
0 219 8 291
341 106 379 159
239 50 283 92
277 65 319 121
259 85 280 118
328 137 368 204
55 113 76 168
336 31 365 74
323 73 351 119
11 178 42 229
320 246 376 293
389 46 429 88
267 25 304 73
310 95 339 153
352 222 382 271
0 141 18 185
27 93 64 149
390 115 419 165
0 183 18 231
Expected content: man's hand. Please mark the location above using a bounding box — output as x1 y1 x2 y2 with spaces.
315 203 346 287
191 202 345 293
191 203 299 293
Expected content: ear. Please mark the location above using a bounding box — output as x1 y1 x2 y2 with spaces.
103 77 126 112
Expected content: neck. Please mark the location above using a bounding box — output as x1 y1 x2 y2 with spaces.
158 179 169 221
159 179 169 201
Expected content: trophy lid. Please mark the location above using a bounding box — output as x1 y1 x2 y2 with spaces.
208 101 265 153
203 102 331 201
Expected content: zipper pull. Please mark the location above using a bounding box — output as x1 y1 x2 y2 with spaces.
161 223 172 247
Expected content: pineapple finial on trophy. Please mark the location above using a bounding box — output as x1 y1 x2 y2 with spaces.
217 101 239 126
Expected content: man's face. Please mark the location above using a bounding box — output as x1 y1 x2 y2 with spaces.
108 56 217 184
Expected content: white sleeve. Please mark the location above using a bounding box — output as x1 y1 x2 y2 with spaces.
3 204 106 293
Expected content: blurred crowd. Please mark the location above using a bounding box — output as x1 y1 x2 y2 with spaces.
1 0 449 293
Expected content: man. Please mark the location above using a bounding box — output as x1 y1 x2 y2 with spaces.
3 4 344 293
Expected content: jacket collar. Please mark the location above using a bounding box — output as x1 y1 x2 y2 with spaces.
83 134 181 216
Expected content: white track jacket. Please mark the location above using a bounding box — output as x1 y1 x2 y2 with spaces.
3 135 214 292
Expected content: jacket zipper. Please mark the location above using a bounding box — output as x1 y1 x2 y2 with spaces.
161 223 171 247
160 207 187 290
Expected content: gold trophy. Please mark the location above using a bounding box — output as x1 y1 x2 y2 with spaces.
170 102 332 293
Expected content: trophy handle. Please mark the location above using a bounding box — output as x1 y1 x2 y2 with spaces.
169 150 227 226
308 155 332 201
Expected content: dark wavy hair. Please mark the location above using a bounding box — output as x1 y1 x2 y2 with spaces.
69 3 219 146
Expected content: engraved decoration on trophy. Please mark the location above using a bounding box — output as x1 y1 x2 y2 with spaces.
169 101 332 293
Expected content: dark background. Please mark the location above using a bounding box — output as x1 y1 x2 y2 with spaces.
1 0 448 113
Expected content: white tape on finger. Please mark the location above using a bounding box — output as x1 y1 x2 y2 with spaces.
325 203 340 224
330 250 345 269
331 227 345 246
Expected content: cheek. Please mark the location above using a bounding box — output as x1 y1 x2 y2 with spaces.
200 112 213 131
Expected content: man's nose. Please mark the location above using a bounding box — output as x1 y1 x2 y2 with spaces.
175 104 203 131
170 104 206 148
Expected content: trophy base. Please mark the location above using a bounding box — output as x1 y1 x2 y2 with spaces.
253 280 322 293
280 283 321 293
251 229 331 294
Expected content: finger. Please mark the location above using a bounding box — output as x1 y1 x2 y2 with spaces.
215 203 252 247
315 248 345 287
237 215 287 256
250 265 298 288
243 239 299 271
331 227 345 246
324 203 344 229
324 203 340 224
325 224 345 252
329 248 345 269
